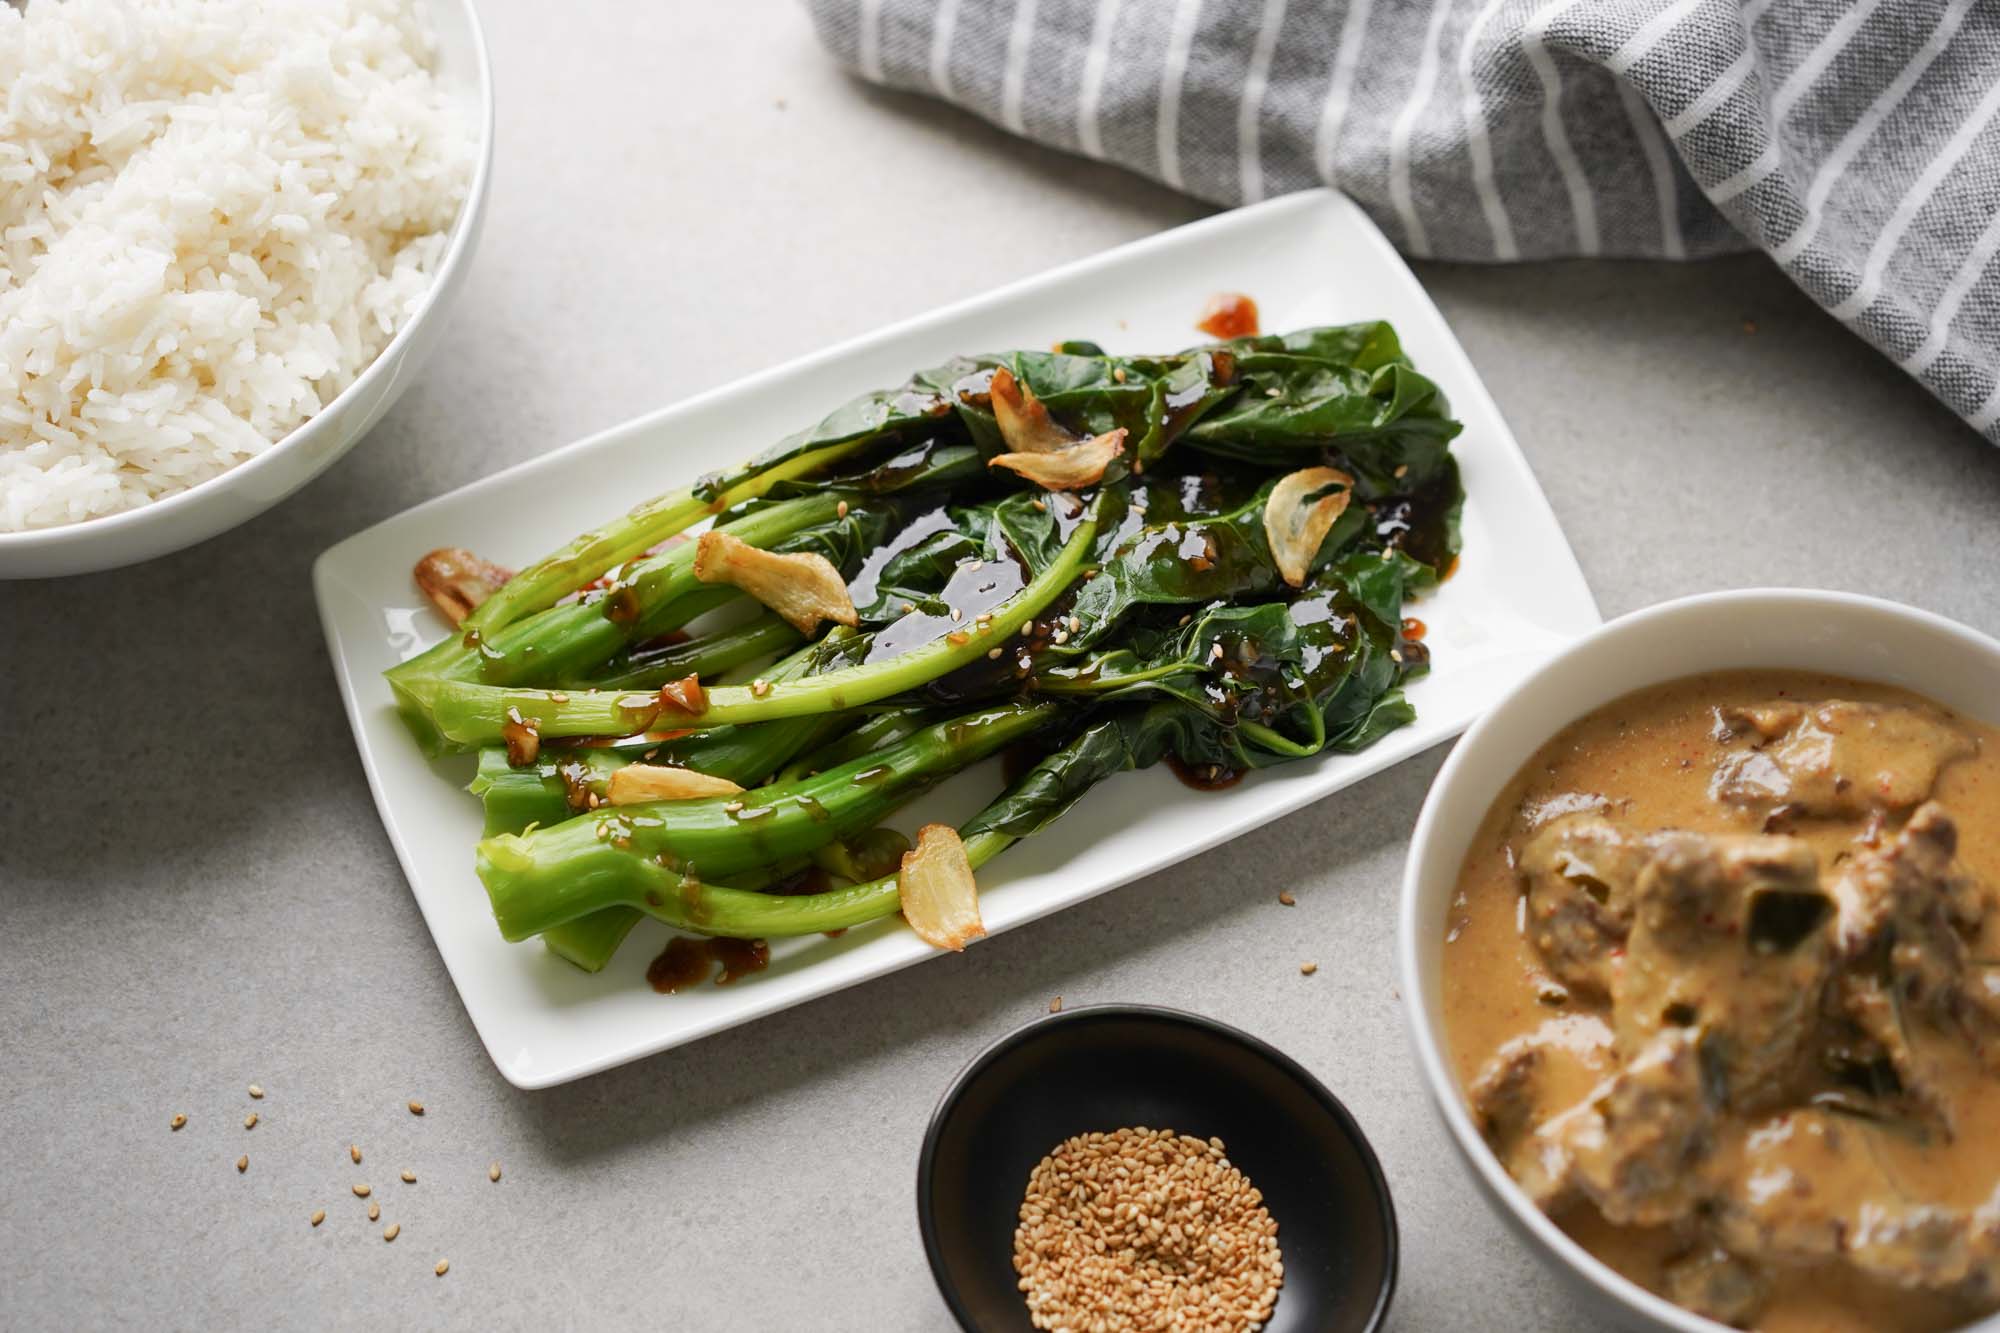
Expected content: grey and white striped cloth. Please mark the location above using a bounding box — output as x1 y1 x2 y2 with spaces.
807 0 2000 442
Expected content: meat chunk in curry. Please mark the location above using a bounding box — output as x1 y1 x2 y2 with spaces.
1518 814 1651 998
1444 675 2000 1333
1711 699 1974 822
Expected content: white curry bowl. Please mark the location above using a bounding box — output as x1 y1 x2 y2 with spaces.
1398 588 2000 1332
0 0 493 580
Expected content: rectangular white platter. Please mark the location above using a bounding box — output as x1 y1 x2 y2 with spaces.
315 189 1600 1088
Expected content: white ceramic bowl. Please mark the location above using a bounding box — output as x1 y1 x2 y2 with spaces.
1398 588 2000 1332
0 0 494 580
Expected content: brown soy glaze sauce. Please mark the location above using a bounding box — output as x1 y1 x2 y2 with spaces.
646 935 770 993
1001 739 1051 786
847 505 958 614
1368 462 1459 572
918 592 1076 706
500 709 540 766
556 756 597 812
766 866 861 940
1195 292 1259 341
1166 754 1245 791
862 542 1028 667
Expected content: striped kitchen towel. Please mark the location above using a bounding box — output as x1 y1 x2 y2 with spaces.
807 0 2000 441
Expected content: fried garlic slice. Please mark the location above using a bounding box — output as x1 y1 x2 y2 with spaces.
692 531 858 635
989 364 1078 455
987 365 1128 491
606 765 745 805
413 547 512 626
898 824 986 952
990 429 1127 491
1263 466 1354 588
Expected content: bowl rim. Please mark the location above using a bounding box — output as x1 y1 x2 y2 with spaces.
915 1002 1400 1333
0 0 497 560
1396 586 2000 1333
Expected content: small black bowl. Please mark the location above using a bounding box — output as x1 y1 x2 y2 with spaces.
917 1004 1398 1332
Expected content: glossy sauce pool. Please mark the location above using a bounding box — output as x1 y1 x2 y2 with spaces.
1441 669 2000 1333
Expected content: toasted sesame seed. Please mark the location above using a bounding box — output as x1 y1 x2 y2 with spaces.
549 692 570 704
401 1170 416 1184
1390 649 1404 663
1278 891 1296 906
1052 629 1069 645
243 1112 258 1130
723 800 744 814
987 648 1003 660
836 500 849 518
236 1155 249 1173
1208 641 1223 662
435 1260 450 1277
1049 996 1063 1013
384 1224 400 1242
488 1162 502 1183
1014 1127 1281 1330
170 1114 186 1131
1178 614 1191 626
310 1210 325 1228
407 1101 424 1116
349 1145 362 1164
1393 464 1409 478
1031 499 1046 512
353 1184 371 1198
368 1202 380 1222
946 631 969 646
750 678 772 698
247 1084 264 1100
1300 961 1318 976
901 601 915 613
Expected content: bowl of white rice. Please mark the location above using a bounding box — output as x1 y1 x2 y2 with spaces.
0 0 492 578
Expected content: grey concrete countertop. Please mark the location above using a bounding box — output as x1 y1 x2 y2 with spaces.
6 3 1999 1329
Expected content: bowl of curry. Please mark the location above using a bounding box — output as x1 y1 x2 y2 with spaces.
1399 589 2000 1333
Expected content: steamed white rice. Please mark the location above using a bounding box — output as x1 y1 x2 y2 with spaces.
0 0 475 532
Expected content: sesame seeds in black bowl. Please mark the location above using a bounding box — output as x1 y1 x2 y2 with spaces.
917 1005 1398 1333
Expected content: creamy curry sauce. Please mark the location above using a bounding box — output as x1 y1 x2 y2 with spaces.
1442 671 2000 1332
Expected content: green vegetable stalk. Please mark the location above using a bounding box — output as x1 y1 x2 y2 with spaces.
584 614 798 692
399 490 1105 750
477 631 861 970
452 379 964 642
475 701 1059 940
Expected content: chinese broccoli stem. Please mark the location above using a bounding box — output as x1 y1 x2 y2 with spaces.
475 701 1058 941
401 494 1103 751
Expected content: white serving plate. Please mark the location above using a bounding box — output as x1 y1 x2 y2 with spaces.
314 189 1599 1089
